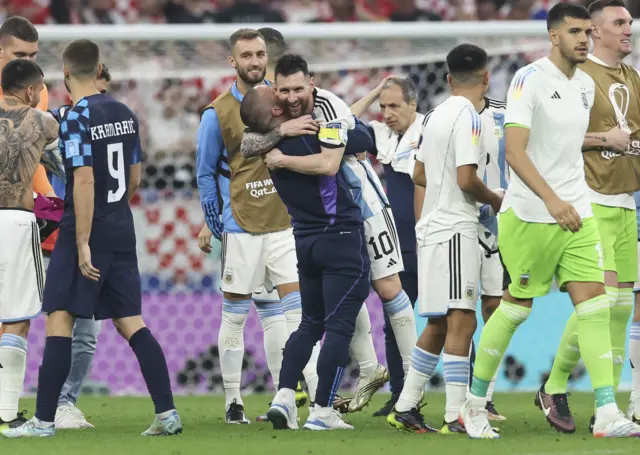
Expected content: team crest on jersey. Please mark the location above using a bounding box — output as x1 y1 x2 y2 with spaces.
465 284 476 300
581 93 588 109
223 269 234 285
519 273 530 287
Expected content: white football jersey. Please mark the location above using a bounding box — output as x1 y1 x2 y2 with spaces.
501 57 595 223
415 96 487 245
312 87 388 219
481 97 508 190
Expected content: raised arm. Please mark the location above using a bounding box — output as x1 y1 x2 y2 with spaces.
350 75 396 118
196 108 224 239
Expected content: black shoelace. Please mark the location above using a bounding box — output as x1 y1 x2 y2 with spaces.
552 393 572 417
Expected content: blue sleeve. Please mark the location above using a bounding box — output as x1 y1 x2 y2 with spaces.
61 107 92 169
196 108 223 232
364 124 378 156
344 121 374 156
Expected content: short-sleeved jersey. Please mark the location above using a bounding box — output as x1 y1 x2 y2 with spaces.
415 96 486 245
501 57 595 223
311 88 387 219
269 135 362 236
58 94 142 252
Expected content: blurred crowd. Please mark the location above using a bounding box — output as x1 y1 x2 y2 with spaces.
2 0 638 25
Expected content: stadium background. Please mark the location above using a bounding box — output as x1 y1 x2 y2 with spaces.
14 0 640 397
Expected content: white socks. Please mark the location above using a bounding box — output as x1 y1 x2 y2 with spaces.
219 299 250 409
350 304 378 378
443 353 470 423
0 334 28 422
254 302 288 390
630 321 640 416
396 346 440 412
382 291 417 376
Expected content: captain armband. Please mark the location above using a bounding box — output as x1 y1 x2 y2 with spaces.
319 121 348 149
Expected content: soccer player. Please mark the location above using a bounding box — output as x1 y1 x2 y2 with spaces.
538 0 640 433
241 54 402 413
3 39 182 438
350 76 425 416
50 62 112 430
386 44 500 434
240 85 372 430
257 27 286 81
460 3 640 439
196 29 320 423
0 59 58 432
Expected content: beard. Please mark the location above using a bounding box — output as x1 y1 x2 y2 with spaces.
237 66 266 86
283 95 312 119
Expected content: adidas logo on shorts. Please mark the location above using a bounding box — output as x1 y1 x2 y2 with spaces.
387 258 397 268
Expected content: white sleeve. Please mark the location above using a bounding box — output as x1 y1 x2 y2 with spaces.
317 95 355 148
504 67 538 129
453 106 482 168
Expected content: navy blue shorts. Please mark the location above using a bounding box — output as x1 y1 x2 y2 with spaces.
43 239 141 321
295 228 371 334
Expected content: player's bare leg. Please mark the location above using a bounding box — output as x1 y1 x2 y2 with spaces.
628 290 640 422
111 316 181 436
0 320 31 431
480 295 505 421
387 318 443 433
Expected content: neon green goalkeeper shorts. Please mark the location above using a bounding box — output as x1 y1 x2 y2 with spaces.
498 209 604 299
591 203 638 284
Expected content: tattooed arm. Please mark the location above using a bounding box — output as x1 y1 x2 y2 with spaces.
240 126 284 158
41 111 60 144
240 115 320 158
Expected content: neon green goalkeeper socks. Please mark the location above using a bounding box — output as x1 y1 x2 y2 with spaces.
575 294 615 396
611 288 633 391
470 301 530 397
545 287 617 395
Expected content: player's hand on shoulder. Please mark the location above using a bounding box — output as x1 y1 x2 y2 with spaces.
280 115 318 137
198 223 213 254
545 197 582 232
264 148 285 170
605 126 631 153
77 243 100 281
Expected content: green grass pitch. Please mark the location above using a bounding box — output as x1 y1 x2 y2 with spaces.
4 393 637 455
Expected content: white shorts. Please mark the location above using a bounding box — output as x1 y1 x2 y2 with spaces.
221 228 297 295
418 233 480 317
252 287 280 302
479 246 504 297
365 207 404 281
0 210 44 323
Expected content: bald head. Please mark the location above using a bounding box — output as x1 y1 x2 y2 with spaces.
240 85 279 133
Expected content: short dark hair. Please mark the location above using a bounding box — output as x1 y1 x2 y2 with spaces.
382 77 417 104
240 88 274 134
0 16 38 43
274 53 309 79
446 44 488 84
63 39 100 78
1 58 43 94
229 28 264 50
258 27 286 65
547 2 591 31
588 0 627 15
98 63 111 82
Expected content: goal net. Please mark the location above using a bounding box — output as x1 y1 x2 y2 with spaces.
24 22 639 396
